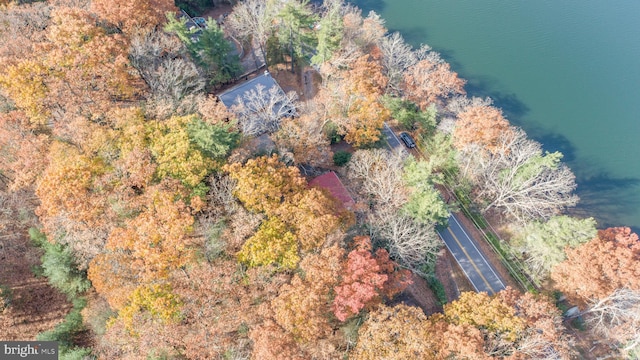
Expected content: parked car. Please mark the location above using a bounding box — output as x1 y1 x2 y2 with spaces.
399 132 416 148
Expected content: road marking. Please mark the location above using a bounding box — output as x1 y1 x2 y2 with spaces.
438 227 480 293
446 226 496 294
449 214 506 290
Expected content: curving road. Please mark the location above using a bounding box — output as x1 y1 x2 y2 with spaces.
383 123 506 295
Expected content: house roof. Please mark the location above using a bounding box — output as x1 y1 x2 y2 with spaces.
217 71 285 108
309 171 355 210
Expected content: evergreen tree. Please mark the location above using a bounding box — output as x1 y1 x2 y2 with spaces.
276 0 318 72
187 117 240 159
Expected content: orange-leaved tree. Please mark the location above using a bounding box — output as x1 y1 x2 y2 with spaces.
350 304 440 360
272 114 333 167
0 7 141 129
323 55 390 147
551 227 640 305
91 0 177 34
36 141 108 233
439 289 574 358
276 188 353 251
402 56 465 109
271 245 344 342
0 111 50 190
452 104 514 154
88 180 197 309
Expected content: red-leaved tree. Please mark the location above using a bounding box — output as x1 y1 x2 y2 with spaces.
332 236 411 321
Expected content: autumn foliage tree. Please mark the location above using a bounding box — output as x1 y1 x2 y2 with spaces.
402 54 466 109
275 188 351 251
551 227 640 305
250 319 305 360
443 291 526 343
148 115 218 189
0 6 141 130
236 217 299 270
332 236 411 321
116 283 182 335
452 104 513 154
323 54 390 147
225 155 306 215
35 141 108 241
443 292 567 357
350 304 439 360
226 155 351 265
91 0 177 34
0 111 50 190
88 181 198 309
271 246 344 342
352 289 574 359
272 114 333 167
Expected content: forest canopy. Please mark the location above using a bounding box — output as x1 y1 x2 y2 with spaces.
0 0 637 359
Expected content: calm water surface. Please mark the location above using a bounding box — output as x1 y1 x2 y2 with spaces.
352 0 640 231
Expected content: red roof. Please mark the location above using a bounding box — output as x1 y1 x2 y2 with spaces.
309 171 355 210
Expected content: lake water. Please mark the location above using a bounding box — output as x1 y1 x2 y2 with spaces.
352 0 640 232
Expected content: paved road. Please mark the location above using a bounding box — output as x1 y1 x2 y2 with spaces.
382 123 403 151
382 123 506 295
437 214 505 295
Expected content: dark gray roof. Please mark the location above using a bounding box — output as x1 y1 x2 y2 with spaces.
217 72 284 108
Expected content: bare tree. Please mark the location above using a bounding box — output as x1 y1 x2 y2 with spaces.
206 174 239 219
346 149 408 211
272 115 333 168
226 0 277 66
323 7 386 72
378 32 430 93
129 29 205 116
446 95 493 116
458 128 578 222
147 58 204 101
372 212 440 271
231 84 297 136
0 2 51 60
584 288 640 354
346 149 440 271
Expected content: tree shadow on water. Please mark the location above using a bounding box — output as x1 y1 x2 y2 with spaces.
388 26 429 47
348 0 386 14
569 171 640 234
528 130 577 163
385 26 532 124
464 76 530 121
